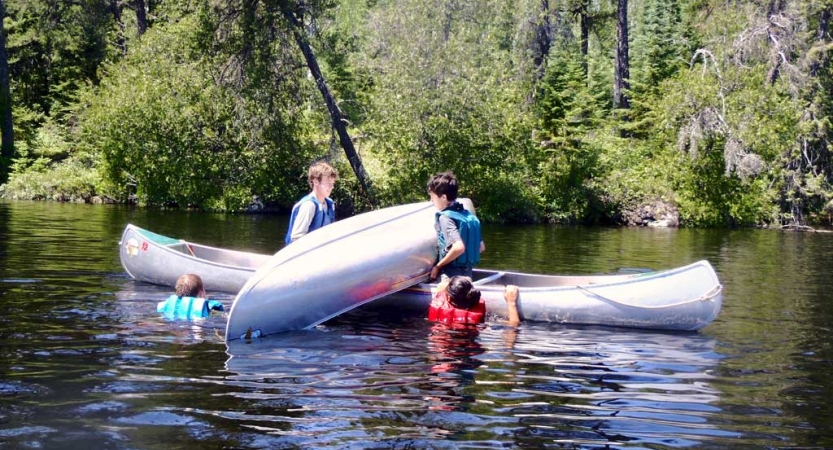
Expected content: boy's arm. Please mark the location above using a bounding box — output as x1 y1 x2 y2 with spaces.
431 241 465 278
504 285 520 326
288 201 316 242
430 215 465 279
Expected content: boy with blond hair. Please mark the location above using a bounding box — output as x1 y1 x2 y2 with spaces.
285 161 339 245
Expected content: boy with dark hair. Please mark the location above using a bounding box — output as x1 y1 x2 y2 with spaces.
285 161 339 245
426 171 485 280
428 276 521 326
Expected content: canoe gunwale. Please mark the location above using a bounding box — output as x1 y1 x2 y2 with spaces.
420 260 718 294
576 282 723 310
395 260 723 330
472 271 506 286
124 224 268 272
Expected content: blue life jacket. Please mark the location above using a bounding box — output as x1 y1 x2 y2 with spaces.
157 295 224 320
284 193 335 245
436 205 482 268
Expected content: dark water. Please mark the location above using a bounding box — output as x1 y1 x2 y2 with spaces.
1 200 832 449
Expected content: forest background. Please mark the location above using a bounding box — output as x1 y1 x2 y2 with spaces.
0 0 830 228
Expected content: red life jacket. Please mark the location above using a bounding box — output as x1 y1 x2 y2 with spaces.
428 291 486 325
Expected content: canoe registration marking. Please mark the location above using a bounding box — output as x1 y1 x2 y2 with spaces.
125 238 140 257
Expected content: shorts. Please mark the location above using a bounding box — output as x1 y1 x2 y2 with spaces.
440 265 473 280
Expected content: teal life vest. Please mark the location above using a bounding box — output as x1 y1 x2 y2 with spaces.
157 295 224 320
436 206 482 268
284 193 335 245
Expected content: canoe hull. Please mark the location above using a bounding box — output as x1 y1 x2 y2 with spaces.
225 202 438 340
379 260 723 331
119 224 269 293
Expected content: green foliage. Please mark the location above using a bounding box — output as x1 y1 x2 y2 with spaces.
672 138 777 227
354 0 538 218
629 0 688 91
76 14 318 211
470 169 541 224
2 155 100 201
535 46 606 223
3 0 832 228
6 0 120 118
315 0 375 125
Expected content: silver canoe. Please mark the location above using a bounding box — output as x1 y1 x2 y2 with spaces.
225 201 439 341
119 224 271 293
378 260 723 331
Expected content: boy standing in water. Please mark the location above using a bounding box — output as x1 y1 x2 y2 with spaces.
285 161 339 245
427 171 485 280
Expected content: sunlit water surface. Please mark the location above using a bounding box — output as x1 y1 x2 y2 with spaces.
1 200 831 449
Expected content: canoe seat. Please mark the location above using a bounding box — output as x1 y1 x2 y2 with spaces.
167 243 192 255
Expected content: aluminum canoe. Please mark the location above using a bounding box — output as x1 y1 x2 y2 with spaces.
119 224 271 293
225 201 439 341
378 260 723 331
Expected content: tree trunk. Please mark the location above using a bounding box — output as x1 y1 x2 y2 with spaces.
135 0 147 36
279 4 378 208
580 7 588 78
532 0 552 82
0 0 15 174
613 0 630 109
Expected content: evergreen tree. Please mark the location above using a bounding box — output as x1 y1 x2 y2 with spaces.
535 46 605 222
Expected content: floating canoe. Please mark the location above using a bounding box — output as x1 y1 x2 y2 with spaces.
225 201 439 341
119 224 271 293
377 260 723 331
119 215 723 334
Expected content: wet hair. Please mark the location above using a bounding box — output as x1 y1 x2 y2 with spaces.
308 161 339 188
175 273 205 298
446 276 481 310
426 171 459 201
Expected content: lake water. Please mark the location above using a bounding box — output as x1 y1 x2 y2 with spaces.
1 200 831 449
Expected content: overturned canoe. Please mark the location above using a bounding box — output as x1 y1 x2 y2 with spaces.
377 260 723 331
119 224 271 293
225 201 439 341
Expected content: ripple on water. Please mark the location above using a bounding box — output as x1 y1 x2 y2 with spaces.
3 203 832 448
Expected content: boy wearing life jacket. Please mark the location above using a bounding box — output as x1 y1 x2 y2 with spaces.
157 273 224 320
285 161 339 245
426 171 485 280
428 276 521 326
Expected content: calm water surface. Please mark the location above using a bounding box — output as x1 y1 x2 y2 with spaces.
1 200 831 449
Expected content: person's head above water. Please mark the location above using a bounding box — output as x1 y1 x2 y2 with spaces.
446 276 481 309
175 273 205 298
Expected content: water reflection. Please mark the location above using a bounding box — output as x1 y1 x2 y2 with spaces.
220 310 728 448
2 200 833 448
